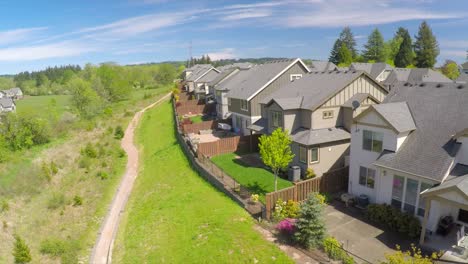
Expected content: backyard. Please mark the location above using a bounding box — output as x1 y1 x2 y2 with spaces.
113 102 293 263
211 153 293 202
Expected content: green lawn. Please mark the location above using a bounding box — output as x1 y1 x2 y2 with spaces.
113 102 292 263
15 94 72 115
211 153 293 202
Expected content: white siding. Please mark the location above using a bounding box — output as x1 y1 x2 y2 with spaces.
457 136 468 166
396 131 410 151
358 111 389 127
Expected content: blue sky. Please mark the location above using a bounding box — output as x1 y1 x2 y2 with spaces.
0 0 467 74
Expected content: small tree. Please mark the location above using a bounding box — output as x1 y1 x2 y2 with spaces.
294 193 326 249
441 60 460 80
259 128 294 191
13 235 32 264
337 43 353 66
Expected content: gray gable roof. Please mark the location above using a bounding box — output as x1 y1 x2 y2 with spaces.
291 127 350 146
422 164 468 196
383 68 452 87
196 69 219 83
0 97 15 108
262 70 384 111
373 82 468 182
457 72 468 83
371 102 416 133
350 62 392 79
342 93 376 108
186 65 218 82
462 62 468 70
309 61 337 72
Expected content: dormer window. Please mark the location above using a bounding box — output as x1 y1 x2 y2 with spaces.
290 74 302 81
271 111 283 128
362 130 383 152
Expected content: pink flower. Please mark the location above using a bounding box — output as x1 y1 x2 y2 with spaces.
276 218 296 234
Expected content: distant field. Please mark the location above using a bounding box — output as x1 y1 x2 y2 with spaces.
15 95 72 115
113 102 292 263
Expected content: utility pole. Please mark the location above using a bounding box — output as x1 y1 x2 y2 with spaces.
189 40 192 67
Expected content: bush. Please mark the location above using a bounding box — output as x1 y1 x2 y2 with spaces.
383 244 440 264
366 204 421 238
40 238 66 257
323 237 355 264
1 199 9 213
1 112 51 150
97 171 109 180
78 157 92 169
276 218 296 235
47 193 66 210
117 149 126 158
306 168 316 179
50 161 58 175
72 196 83 206
13 235 32 263
294 193 326 248
114 126 124 139
81 143 98 158
272 199 300 220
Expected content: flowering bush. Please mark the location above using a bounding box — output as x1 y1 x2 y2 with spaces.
250 194 259 203
273 198 300 220
276 218 296 235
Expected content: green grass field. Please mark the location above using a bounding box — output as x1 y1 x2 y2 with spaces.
211 153 293 203
15 95 72 115
113 102 292 263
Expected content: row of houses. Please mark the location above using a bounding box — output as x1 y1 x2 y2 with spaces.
182 59 468 252
0 88 23 113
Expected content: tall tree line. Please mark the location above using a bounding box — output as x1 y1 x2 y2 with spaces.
329 21 440 68
186 54 212 67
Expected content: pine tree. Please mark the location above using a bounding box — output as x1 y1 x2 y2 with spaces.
294 193 326 248
206 55 211 64
337 43 353 66
329 26 357 63
414 21 439 68
363 28 386 62
329 39 342 64
394 28 414 68
13 235 32 264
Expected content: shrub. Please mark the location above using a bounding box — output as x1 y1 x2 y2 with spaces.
1 112 51 151
50 161 58 175
323 237 355 264
103 107 113 116
383 244 440 264
41 162 52 182
40 238 66 257
97 171 109 180
1 199 9 213
78 157 92 169
366 204 421 238
250 194 259 203
114 126 124 139
47 193 66 210
306 168 316 179
273 199 300 220
13 235 32 263
72 196 83 206
117 149 126 158
174 94 180 102
276 218 296 235
81 143 97 158
294 193 326 248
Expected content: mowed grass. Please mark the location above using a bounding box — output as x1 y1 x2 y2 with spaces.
211 153 293 203
15 94 72 115
189 115 203 123
113 102 292 263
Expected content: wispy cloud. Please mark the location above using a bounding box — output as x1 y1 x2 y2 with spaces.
207 48 237 60
0 41 95 61
0 27 48 46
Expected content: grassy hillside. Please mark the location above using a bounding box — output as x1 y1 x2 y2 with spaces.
0 87 171 263
113 102 292 263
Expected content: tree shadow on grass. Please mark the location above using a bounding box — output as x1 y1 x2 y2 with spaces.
245 181 269 196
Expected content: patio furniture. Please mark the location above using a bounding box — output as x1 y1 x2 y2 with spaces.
437 215 454 236
341 193 355 207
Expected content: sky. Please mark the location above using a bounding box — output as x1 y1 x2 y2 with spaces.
0 0 467 74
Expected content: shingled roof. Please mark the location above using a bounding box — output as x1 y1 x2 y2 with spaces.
383 68 452 88
371 102 416 133
186 64 219 82
373 82 468 182
350 62 392 79
309 61 337 72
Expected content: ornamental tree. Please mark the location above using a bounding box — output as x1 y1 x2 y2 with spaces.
259 128 294 191
294 193 327 248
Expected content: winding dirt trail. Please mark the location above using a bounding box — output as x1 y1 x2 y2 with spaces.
90 93 172 264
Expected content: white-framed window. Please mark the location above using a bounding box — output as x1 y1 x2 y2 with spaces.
359 166 375 189
362 130 383 152
240 100 248 111
310 147 319 163
391 175 434 216
417 182 432 216
271 111 282 128
228 97 231 106
290 74 303 81
299 146 307 163
322 110 334 119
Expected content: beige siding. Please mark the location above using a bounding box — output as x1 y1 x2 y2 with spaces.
291 140 350 177
311 106 342 129
300 109 312 129
249 62 308 116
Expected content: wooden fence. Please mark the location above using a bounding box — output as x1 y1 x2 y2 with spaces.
182 120 217 134
196 134 260 157
175 103 215 116
265 166 349 219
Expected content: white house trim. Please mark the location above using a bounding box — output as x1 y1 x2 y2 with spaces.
246 58 310 101
374 163 442 183
194 67 221 82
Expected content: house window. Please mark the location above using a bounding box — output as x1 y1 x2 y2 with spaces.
310 147 319 163
359 166 375 189
322 110 334 119
290 74 303 81
271 111 282 128
363 130 383 152
299 146 307 163
417 182 432 216
391 175 404 208
404 178 418 214
458 209 468 223
240 100 248 111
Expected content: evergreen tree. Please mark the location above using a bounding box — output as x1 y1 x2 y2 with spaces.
329 26 357 63
206 55 212 64
363 28 386 62
337 43 353 66
201 55 206 64
294 193 326 248
13 235 32 264
329 39 342 64
394 28 414 68
414 21 439 68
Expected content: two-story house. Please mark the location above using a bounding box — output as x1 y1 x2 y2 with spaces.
348 82 468 246
383 68 453 91
254 70 388 177
349 62 393 83
0 97 16 113
224 58 310 135
184 64 220 93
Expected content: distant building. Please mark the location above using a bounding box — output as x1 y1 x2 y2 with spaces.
0 97 16 112
2 87 23 100
349 62 393 82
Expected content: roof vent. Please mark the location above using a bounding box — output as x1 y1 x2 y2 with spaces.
457 84 465 89
344 70 348 74
404 82 410 86
328 128 332 131
352 70 356 73
436 83 443 88
419 83 426 87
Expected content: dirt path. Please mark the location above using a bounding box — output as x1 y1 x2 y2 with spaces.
90 93 172 264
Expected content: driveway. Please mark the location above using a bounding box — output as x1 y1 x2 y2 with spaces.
324 201 417 263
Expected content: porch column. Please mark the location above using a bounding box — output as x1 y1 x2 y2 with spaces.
419 198 432 245
249 130 253 152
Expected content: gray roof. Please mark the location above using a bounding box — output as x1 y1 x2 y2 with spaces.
373 82 468 182
196 69 219 83
350 63 393 79
262 70 383 111
461 62 468 70
342 93 375 108
457 72 468 83
422 164 468 196
186 64 218 82
383 68 452 87
371 102 416 133
248 118 267 133
0 97 15 108
224 59 307 100
309 61 337 72
291 127 350 146
209 67 238 87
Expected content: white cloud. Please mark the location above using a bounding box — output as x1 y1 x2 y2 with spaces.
207 48 237 60
0 41 95 61
0 27 48 46
440 49 467 58
440 40 468 49
221 9 273 21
